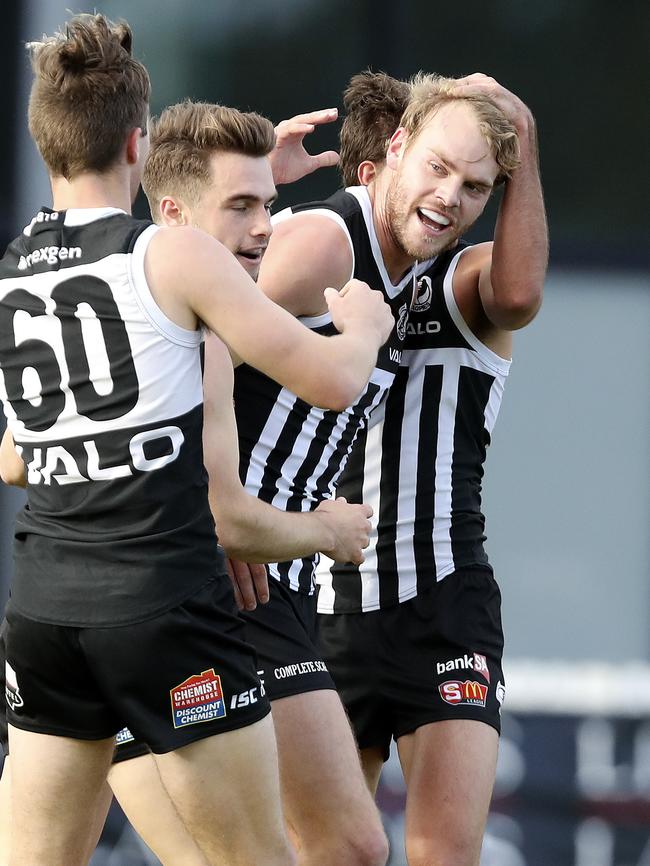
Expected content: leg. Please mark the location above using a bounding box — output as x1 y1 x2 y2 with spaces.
398 720 498 866
272 690 389 866
359 746 384 796
0 758 10 866
8 725 115 866
108 752 209 866
154 713 295 866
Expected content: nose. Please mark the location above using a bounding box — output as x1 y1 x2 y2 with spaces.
252 208 272 241
435 176 462 209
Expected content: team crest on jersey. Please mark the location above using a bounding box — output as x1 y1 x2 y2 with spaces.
5 661 24 711
439 679 488 708
115 727 135 746
170 669 226 729
412 276 433 312
396 303 409 341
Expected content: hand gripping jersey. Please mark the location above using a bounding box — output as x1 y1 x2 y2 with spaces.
0 208 219 626
233 186 433 595
317 244 511 613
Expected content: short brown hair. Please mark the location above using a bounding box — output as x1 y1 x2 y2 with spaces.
339 71 411 187
143 101 276 215
401 73 520 182
28 14 150 179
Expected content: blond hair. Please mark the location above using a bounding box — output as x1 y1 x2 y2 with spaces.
143 100 276 214
401 73 520 181
28 14 150 179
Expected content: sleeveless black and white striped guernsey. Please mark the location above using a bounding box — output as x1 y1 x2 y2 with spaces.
317 243 511 613
233 186 434 594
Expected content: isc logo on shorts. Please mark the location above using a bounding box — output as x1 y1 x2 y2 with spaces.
170 669 226 729
439 680 488 708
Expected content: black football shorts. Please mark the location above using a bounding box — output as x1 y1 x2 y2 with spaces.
239 576 336 702
4 574 270 754
318 567 505 761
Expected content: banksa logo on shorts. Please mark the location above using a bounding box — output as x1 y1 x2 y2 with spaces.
170 669 226 729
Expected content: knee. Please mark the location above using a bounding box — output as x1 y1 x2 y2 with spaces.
309 821 389 866
344 822 389 866
406 833 482 866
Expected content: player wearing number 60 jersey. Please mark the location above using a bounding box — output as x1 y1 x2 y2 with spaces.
0 207 219 625
0 16 393 866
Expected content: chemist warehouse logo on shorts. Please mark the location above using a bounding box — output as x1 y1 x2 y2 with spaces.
170 669 226 729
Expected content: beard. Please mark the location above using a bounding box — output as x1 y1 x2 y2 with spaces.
385 175 463 262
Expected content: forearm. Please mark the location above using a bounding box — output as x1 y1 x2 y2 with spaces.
285 328 380 411
489 119 548 325
213 494 334 563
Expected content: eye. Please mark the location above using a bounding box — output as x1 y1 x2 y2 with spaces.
265 204 273 215
430 162 444 174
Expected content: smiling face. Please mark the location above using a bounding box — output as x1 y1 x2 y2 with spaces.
187 150 277 280
385 100 499 261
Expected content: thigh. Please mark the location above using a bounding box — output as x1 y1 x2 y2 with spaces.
84 575 270 754
241 579 335 701
154 713 293 866
272 689 382 837
398 719 498 866
8 724 115 866
108 753 209 866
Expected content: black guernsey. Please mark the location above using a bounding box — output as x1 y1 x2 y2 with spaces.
0 208 219 627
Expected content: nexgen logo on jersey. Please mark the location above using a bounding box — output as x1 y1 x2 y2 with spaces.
18 245 82 271
439 680 488 708
437 652 490 683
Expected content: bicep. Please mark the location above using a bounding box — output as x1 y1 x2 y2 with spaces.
259 214 354 316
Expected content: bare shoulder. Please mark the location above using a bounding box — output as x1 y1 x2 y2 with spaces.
144 226 242 330
260 212 354 317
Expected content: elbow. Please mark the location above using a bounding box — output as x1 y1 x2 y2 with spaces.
214 515 247 560
308 374 364 413
0 466 26 488
493 284 543 330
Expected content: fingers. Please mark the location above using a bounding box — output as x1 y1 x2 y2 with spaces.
310 150 340 170
276 108 338 131
227 558 269 611
250 562 270 604
226 558 246 611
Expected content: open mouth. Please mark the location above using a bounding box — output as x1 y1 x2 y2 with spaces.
237 249 264 262
417 207 452 234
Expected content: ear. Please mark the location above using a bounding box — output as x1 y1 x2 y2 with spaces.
357 160 377 186
159 195 189 227
386 127 407 171
125 128 143 166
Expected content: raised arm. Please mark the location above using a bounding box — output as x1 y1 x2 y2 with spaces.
202 331 372 571
270 108 340 186
454 74 548 331
145 227 392 412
